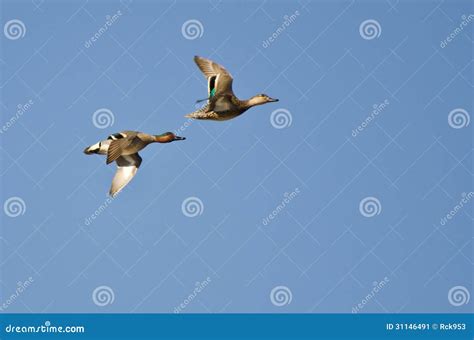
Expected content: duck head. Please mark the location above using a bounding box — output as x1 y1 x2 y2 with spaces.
246 94 279 108
154 132 186 143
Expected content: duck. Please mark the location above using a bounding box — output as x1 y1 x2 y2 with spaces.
185 56 279 121
84 131 186 197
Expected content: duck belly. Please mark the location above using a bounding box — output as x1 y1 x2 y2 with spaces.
186 110 241 121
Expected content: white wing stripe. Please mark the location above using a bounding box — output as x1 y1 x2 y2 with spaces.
109 154 142 197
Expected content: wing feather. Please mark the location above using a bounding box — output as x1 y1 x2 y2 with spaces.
106 140 124 164
194 56 233 95
106 134 144 165
109 154 142 197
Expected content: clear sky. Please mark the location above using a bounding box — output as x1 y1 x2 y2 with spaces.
1 0 472 313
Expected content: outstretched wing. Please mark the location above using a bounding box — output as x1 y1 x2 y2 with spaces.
109 153 142 197
194 56 234 97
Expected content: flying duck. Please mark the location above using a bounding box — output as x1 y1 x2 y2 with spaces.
186 56 279 121
84 131 185 197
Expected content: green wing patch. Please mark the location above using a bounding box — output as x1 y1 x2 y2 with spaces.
208 75 217 98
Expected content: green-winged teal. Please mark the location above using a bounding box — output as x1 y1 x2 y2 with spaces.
84 131 186 197
186 56 278 121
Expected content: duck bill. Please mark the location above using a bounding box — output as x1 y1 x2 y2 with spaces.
174 135 186 141
268 97 279 102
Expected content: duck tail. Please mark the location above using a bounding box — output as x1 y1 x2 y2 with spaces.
84 141 107 155
84 145 98 155
186 103 210 120
185 112 205 120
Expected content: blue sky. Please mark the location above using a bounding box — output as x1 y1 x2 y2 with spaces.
0 0 472 313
